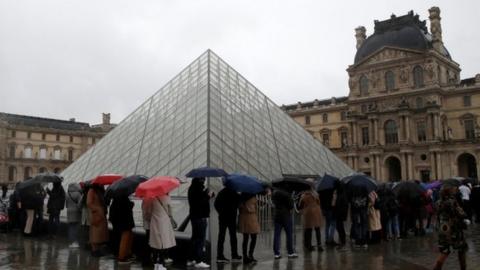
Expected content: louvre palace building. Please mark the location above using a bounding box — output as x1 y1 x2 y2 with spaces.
284 7 480 182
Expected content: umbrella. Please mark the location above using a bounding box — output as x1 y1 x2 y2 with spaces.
186 167 228 178
424 180 442 190
224 173 264 194
135 176 181 198
315 173 340 191
393 181 426 202
32 173 63 184
272 177 313 193
91 174 124 185
105 175 148 199
441 178 462 188
341 174 377 196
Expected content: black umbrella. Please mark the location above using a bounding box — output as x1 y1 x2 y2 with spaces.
186 167 228 178
105 175 149 199
272 177 313 193
441 178 462 188
393 181 425 202
16 179 46 208
315 174 340 192
32 173 63 184
341 174 377 196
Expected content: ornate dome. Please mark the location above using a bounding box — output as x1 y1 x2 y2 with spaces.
354 11 451 64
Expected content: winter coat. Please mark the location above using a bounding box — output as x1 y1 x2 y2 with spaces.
188 181 210 219
238 196 260 234
214 188 240 221
47 184 66 215
272 190 293 223
368 191 382 231
333 185 349 221
20 184 46 210
66 183 82 223
86 187 108 244
148 196 176 250
298 191 322 229
109 196 135 231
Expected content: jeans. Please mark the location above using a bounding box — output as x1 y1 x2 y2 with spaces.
68 222 80 243
273 217 294 255
386 215 400 238
351 208 368 245
191 218 208 262
323 210 336 243
217 217 239 258
336 219 346 245
48 214 60 235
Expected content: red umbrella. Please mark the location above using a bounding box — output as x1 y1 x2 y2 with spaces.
91 174 124 185
135 176 180 198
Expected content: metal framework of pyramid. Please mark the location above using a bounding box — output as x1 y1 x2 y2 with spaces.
61 50 353 194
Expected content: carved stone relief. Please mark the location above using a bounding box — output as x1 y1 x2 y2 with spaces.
399 66 410 83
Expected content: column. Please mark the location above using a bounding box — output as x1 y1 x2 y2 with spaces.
351 122 358 146
401 153 407 180
375 155 381 180
399 116 405 142
374 119 379 145
434 113 440 140
407 153 414 179
405 115 411 142
354 156 359 171
436 152 443 179
430 152 437 179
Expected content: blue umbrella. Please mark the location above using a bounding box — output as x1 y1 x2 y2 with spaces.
224 173 264 194
186 167 228 178
315 173 340 191
341 174 377 196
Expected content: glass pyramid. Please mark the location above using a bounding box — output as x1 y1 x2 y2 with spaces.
61 50 353 194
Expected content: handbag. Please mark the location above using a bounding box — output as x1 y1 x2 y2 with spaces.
159 200 178 230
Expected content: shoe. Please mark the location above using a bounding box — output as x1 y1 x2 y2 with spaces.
216 256 230 264
186 260 196 267
287 253 298 258
164 257 173 264
91 250 106 257
154 264 167 270
243 257 253 264
304 246 314 252
118 256 135 264
194 261 210 268
274 254 282 259
231 255 242 262
249 256 258 263
317 246 324 252
69 242 80 248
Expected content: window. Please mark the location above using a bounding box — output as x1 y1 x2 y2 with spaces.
53 168 61 174
54 148 61 160
413 65 424 88
420 170 430 182
385 120 398 144
417 122 427 142
361 127 369 145
92 137 96 144
24 145 32 158
9 145 15 158
341 131 348 148
39 167 47 173
11 130 16 138
322 133 330 146
8 166 16 181
27 132 31 139
340 111 347 121
322 113 328 123
305 115 311 125
463 96 471 107
69 136 74 143
360 75 369 96
39 147 47 159
385 71 395 91
361 104 367 113
42 133 46 140
68 149 74 161
416 97 424 109
464 119 475 140
24 167 32 179
56 134 60 141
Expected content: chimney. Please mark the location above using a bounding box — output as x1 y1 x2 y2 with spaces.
102 113 110 125
428 6 443 52
355 26 366 50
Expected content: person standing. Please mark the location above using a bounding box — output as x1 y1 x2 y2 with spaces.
148 195 176 270
350 189 369 248
433 186 468 270
86 184 108 257
187 177 213 269
459 184 472 221
141 197 154 266
272 189 297 259
66 183 82 248
238 193 261 264
298 189 323 252
319 188 336 246
46 182 66 237
109 196 135 264
20 183 45 236
214 187 242 264
367 191 382 244
333 182 348 249
470 183 480 223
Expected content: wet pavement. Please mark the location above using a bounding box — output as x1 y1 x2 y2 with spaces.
1 224 479 270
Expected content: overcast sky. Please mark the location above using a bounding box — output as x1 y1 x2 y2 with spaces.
1 0 479 124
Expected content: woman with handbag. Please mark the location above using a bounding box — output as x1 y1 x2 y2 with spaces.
86 184 108 257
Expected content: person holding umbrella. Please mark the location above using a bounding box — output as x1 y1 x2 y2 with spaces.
66 183 83 248
86 183 109 257
46 181 66 237
108 196 135 264
298 187 323 252
333 181 349 249
18 181 46 236
272 188 297 259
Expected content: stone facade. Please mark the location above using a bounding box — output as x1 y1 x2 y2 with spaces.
0 113 116 186
284 7 480 182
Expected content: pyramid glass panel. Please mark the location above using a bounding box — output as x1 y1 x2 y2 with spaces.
61 50 353 194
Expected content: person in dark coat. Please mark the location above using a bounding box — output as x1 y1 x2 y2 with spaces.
20 183 46 236
471 184 480 223
272 189 297 259
319 188 337 246
187 177 214 269
214 187 242 263
333 182 348 248
349 187 369 248
1 185 7 200
46 182 66 236
8 185 21 230
109 196 135 264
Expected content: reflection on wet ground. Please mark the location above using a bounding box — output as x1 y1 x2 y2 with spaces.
1 224 479 270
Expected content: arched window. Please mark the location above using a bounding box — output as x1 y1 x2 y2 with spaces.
24 167 32 179
322 113 328 123
385 120 398 144
360 75 369 96
8 166 16 181
24 144 33 159
53 168 61 174
413 65 424 88
416 97 424 109
385 71 395 91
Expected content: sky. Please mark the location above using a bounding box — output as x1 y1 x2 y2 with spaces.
1 0 479 125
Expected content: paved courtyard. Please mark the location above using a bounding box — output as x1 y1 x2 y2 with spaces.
1 223 479 270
